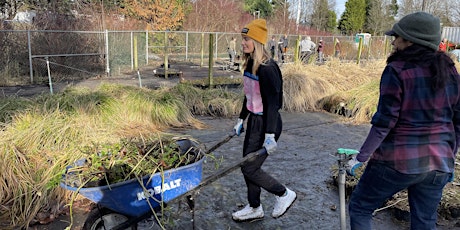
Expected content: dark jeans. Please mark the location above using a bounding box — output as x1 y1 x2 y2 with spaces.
242 113 284 208
349 161 451 230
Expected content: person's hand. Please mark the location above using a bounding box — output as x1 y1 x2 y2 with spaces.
263 133 277 154
449 172 455 182
346 155 363 177
233 118 244 136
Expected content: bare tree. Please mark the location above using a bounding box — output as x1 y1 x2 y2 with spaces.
365 0 395 35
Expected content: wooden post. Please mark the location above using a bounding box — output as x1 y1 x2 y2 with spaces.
294 35 301 64
208 33 214 88
356 37 363 65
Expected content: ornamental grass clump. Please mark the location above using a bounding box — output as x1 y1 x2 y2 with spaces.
171 83 242 117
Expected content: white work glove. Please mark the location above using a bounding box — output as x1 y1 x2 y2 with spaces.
346 155 363 177
233 118 244 136
263 133 277 154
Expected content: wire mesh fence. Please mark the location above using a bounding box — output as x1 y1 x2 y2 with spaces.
0 29 390 87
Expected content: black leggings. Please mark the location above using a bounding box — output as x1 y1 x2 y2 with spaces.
241 113 285 208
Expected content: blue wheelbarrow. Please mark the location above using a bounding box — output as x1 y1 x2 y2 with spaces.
60 133 266 230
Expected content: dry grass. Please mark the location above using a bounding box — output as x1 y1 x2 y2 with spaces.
281 59 384 123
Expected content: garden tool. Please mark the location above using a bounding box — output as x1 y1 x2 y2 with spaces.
336 148 360 230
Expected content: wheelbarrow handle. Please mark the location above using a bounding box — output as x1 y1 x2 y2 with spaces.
193 148 267 193
205 131 236 155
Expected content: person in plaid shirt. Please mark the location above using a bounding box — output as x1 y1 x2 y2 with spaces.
347 12 460 230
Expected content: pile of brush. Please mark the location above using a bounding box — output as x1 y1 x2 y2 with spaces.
62 136 204 188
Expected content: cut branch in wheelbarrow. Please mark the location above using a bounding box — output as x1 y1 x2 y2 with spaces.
112 147 268 230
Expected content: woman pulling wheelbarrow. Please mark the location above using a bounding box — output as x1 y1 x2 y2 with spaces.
231 18 297 222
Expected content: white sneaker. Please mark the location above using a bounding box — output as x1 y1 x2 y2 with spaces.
232 204 264 221
272 188 296 218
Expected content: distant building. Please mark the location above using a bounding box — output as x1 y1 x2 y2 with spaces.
442 27 460 45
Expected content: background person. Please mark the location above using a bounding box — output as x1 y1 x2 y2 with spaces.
334 38 341 58
268 35 277 59
316 39 324 63
277 35 285 63
346 12 460 230
439 37 448 52
232 18 296 222
300 36 316 63
228 37 237 64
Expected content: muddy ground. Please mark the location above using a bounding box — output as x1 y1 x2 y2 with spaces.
4 63 459 229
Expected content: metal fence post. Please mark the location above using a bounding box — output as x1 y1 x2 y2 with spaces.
28 30 33 83
130 31 134 70
145 30 149 65
164 31 169 79
105 29 110 76
185 31 189 61
45 57 53 94
134 35 138 70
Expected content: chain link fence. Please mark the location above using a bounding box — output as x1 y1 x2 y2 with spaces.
0 29 390 87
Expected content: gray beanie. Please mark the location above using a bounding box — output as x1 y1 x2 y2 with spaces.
385 12 441 51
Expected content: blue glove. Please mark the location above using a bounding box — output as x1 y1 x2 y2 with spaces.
346 155 363 177
263 133 277 154
233 118 244 136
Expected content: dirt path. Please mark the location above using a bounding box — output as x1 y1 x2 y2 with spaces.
33 111 460 230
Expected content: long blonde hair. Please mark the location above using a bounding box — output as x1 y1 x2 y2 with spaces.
242 39 272 74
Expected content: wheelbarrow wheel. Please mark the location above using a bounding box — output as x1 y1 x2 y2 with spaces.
83 207 137 230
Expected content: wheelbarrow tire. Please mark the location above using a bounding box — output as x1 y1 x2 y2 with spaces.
83 207 137 230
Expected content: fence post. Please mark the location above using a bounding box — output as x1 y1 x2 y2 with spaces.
294 35 300 64
384 36 390 57
367 37 372 60
146 30 149 65
208 33 214 88
134 35 138 70
45 57 53 94
28 30 34 83
356 37 363 65
185 32 189 61
130 32 134 70
105 30 110 77
164 31 169 79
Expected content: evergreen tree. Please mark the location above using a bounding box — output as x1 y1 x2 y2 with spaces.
338 0 366 35
326 10 337 32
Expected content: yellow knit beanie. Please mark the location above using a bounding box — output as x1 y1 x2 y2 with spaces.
241 19 268 45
